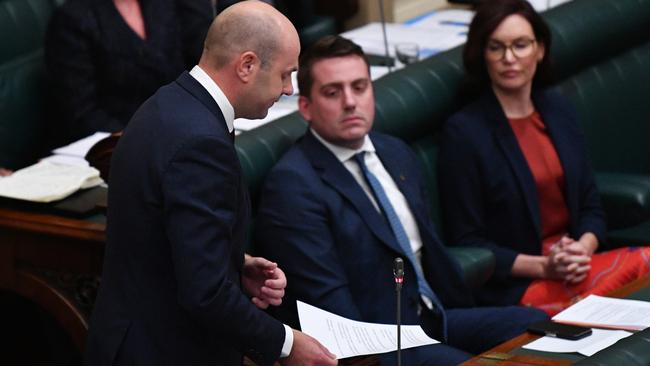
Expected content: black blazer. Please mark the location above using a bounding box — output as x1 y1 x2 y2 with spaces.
45 0 209 145
84 72 284 366
438 88 606 306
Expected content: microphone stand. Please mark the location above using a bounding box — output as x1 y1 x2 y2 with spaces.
394 258 404 366
378 0 392 73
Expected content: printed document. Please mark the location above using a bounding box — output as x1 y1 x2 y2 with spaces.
552 295 650 331
0 161 103 202
297 301 438 359
523 328 632 356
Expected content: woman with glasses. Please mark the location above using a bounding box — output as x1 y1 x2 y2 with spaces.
437 0 650 315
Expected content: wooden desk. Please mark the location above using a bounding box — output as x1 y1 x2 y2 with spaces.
461 274 650 365
0 206 105 351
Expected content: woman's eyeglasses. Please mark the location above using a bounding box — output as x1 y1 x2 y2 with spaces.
485 38 537 61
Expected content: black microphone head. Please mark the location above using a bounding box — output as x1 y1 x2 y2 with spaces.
393 257 404 279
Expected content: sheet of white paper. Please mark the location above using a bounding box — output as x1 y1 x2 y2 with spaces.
552 295 650 331
0 161 102 202
523 328 632 356
52 131 111 157
297 301 438 359
527 0 573 11
41 154 90 167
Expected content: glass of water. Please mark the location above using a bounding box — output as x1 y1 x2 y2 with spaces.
395 43 420 66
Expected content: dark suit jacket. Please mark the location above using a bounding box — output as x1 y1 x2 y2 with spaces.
438 88 606 306
255 131 473 343
84 72 284 366
45 0 208 145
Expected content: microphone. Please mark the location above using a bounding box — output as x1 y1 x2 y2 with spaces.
393 257 404 289
393 257 404 366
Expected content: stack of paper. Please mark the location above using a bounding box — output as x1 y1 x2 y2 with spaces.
0 160 103 203
41 131 111 166
297 301 437 359
523 295 650 356
553 295 650 331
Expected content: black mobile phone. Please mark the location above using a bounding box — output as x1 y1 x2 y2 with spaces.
527 320 592 340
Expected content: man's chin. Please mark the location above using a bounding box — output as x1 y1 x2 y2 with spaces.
241 109 269 121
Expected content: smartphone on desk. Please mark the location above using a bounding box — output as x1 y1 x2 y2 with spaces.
527 320 592 340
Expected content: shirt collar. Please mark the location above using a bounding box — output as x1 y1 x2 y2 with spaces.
310 128 375 162
189 65 234 133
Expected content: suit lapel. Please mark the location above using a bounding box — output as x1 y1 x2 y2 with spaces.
487 92 543 238
299 132 404 254
175 72 229 133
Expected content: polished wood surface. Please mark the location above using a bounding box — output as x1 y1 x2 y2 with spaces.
0 207 105 242
461 273 650 365
0 206 105 352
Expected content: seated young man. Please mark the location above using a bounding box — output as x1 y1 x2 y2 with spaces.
254 35 548 366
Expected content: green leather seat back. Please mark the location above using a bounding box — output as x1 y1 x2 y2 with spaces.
543 0 650 81
557 41 650 175
0 0 56 170
371 47 465 141
236 113 308 205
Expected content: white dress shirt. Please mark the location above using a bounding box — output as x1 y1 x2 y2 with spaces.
189 65 235 133
311 130 425 266
311 129 433 310
190 65 294 357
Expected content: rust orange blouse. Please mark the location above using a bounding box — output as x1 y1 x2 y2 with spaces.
508 111 570 255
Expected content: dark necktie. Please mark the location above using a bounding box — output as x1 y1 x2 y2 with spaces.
230 130 235 142
353 151 447 339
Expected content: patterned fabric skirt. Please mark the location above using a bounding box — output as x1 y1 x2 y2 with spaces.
520 247 650 316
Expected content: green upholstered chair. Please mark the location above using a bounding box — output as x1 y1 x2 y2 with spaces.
0 0 58 170
549 0 650 248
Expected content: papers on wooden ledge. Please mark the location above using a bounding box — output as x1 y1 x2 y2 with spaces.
0 161 103 203
523 294 650 356
552 295 650 331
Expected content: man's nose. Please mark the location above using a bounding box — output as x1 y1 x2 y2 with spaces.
283 80 294 96
342 88 356 109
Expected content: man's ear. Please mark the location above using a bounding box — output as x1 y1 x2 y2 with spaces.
298 95 312 121
236 51 258 82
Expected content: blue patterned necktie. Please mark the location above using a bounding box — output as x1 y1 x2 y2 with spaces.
353 151 447 338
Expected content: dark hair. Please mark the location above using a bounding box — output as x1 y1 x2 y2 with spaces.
297 35 369 97
463 0 553 91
